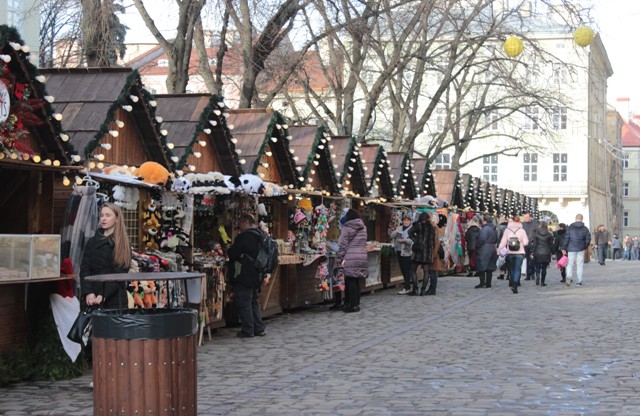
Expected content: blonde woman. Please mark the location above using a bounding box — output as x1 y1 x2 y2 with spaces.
80 202 131 309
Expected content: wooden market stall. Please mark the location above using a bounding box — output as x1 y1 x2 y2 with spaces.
153 94 242 332
281 124 342 309
224 109 301 316
0 25 79 356
432 169 466 272
42 67 173 248
381 152 419 287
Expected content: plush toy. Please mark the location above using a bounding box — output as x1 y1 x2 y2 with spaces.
294 209 307 225
136 161 170 186
129 281 145 308
139 280 158 308
171 176 191 193
211 242 228 263
218 225 231 245
142 216 161 250
142 196 158 212
236 174 264 194
258 203 268 217
112 185 139 210
160 227 190 250
103 164 135 177
224 175 240 191
298 198 313 213
185 172 230 194
263 182 286 197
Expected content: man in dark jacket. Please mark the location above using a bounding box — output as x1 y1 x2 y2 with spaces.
561 214 591 287
594 225 611 266
227 214 267 338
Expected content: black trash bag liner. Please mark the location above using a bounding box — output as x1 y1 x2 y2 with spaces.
92 308 198 340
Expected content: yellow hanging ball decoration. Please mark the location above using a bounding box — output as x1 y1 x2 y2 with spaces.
504 36 524 58
574 25 594 47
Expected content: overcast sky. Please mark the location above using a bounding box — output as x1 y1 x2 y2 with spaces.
120 0 640 117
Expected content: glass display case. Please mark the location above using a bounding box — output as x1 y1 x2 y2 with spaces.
0 234 61 282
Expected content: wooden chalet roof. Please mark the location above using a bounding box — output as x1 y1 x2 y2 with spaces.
432 169 463 208
489 184 499 215
287 125 339 194
359 144 394 200
225 109 299 186
154 94 241 175
411 158 435 197
496 188 506 216
387 152 416 200
479 180 491 213
41 67 171 168
0 25 74 165
330 136 367 197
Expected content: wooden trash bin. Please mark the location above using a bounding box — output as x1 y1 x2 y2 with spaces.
92 307 199 416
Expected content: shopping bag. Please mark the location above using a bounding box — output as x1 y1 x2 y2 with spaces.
496 255 506 269
67 308 95 347
556 255 568 268
521 257 527 274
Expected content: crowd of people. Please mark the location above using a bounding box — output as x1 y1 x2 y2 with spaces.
388 210 594 296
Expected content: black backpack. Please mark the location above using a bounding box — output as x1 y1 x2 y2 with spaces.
247 229 279 280
507 227 521 251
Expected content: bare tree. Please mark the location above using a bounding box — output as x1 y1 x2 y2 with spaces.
133 0 206 93
40 0 83 67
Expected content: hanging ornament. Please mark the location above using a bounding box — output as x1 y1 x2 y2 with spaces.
504 36 524 58
574 25 594 47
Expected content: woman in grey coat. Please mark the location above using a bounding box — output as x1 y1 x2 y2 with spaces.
336 209 369 313
474 214 498 289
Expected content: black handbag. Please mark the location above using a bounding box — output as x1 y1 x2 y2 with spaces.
67 307 96 347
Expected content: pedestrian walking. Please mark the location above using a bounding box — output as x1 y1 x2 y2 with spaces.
335 209 368 312
611 234 621 260
561 214 591 287
594 225 611 265
465 218 480 277
474 214 498 289
227 214 268 338
633 236 639 260
521 212 538 280
426 213 448 296
498 216 529 294
553 223 567 282
496 217 509 281
408 212 435 296
389 215 414 295
80 202 131 310
530 222 554 286
623 235 632 260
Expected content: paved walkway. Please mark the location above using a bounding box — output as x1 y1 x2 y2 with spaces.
1 259 640 415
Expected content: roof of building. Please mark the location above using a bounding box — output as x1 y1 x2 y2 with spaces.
41 67 171 167
287 125 339 193
154 94 241 175
622 116 640 147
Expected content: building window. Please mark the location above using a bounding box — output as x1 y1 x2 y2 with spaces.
157 59 169 67
485 111 499 130
553 153 568 182
435 108 445 132
434 153 451 169
482 155 498 183
523 153 538 181
623 154 629 169
551 107 567 130
7 0 23 30
524 106 540 130
624 182 630 197
624 211 629 227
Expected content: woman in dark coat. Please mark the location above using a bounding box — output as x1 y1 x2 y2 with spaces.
474 214 498 289
336 209 368 313
465 220 480 276
80 202 131 309
530 222 554 286
553 223 567 282
408 212 435 296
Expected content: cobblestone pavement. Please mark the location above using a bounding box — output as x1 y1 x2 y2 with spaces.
2 259 640 415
